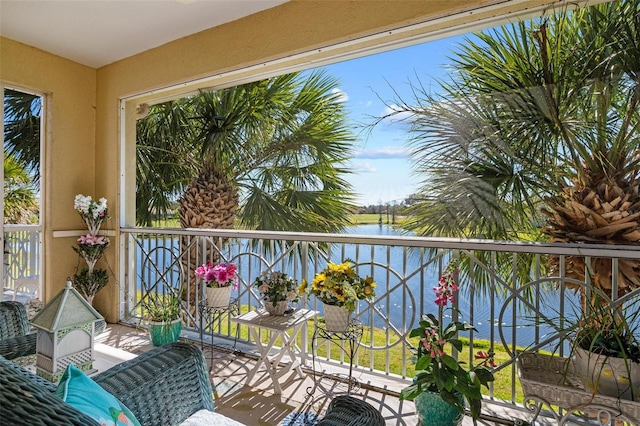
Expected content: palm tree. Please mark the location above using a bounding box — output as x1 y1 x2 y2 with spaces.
3 89 41 182
137 70 357 232
137 70 358 303
377 2 640 298
3 154 38 224
4 88 40 224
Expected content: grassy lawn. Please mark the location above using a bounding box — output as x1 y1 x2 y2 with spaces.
152 218 181 227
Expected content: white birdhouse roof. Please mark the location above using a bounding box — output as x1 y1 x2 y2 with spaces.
31 282 103 332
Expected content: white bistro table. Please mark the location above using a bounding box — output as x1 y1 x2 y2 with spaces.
231 308 315 394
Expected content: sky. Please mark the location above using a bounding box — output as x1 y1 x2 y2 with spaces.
315 35 465 207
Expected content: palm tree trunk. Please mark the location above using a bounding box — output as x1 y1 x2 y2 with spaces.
178 170 239 306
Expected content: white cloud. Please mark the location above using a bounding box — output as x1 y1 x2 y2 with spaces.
354 146 409 160
351 161 378 173
332 88 349 103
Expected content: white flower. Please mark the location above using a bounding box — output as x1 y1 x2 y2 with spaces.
74 194 109 218
93 197 108 218
74 194 92 215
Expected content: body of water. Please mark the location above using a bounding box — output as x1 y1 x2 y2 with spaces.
345 224 570 351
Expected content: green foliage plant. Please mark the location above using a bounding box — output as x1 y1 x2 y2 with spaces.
401 260 495 420
253 271 299 305
574 297 640 364
141 288 182 323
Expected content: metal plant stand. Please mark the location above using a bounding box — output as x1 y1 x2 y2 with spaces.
307 320 363 396
198 298 240 369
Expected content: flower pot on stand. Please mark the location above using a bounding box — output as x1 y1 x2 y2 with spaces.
264 300 289 316
574 346 640 400
148 319 182 346
253 271 299 316
324 304 352 332
414 388 464 426
206 286 232 308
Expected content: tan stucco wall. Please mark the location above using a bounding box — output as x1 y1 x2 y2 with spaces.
3 0 581 322
0 37 97 307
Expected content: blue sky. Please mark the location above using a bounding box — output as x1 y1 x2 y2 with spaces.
318 35 465 206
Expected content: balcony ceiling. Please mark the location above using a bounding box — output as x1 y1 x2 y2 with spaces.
0 0 289 68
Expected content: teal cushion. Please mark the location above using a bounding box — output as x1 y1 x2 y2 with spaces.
55 364 141 426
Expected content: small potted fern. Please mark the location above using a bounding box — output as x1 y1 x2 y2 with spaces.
570 296 640 401
141 287 183 346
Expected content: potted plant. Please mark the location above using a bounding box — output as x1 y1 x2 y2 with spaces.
568 295 640 401
71 194 110 305
141 287 183 346
195 262 238 308
253 271 299 315
401 259 495 424
299 259 376 332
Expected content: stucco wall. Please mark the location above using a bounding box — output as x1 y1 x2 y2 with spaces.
1 37 97 307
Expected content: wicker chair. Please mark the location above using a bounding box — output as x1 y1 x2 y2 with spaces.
318 395 385 425
0 341 215 425
0 301 37 360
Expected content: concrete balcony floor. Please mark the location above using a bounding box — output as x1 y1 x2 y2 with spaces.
95 323 529 426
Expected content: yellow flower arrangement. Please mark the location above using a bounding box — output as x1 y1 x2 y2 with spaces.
299 260 376 311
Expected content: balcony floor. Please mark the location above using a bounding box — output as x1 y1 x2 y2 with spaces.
95 323 532 426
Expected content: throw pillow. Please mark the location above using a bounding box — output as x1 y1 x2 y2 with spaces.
55 364 141 426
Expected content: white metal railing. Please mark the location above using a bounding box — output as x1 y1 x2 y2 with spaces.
119 227 640 411
3 225 41 291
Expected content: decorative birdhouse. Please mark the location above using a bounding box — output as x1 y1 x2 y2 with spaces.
31 281 104 382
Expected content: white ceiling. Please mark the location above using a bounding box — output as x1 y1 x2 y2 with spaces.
0 0 289 68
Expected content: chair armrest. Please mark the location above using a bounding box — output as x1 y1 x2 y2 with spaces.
0 355 99 426
93 342 215 426
318 395 385 426
0 301 31 337
0 331 36 360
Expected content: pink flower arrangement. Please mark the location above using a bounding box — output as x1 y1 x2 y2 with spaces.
195 262 238 289
74 233 109 272
401 258 495 420
433 261 458 306
71 194 110 304
77 233 107 246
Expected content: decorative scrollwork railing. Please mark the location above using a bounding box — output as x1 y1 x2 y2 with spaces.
121 227 640 418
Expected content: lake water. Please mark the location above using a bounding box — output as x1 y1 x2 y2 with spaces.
344 224 570 351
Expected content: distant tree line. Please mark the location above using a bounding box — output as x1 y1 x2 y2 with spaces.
356 194 421 215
